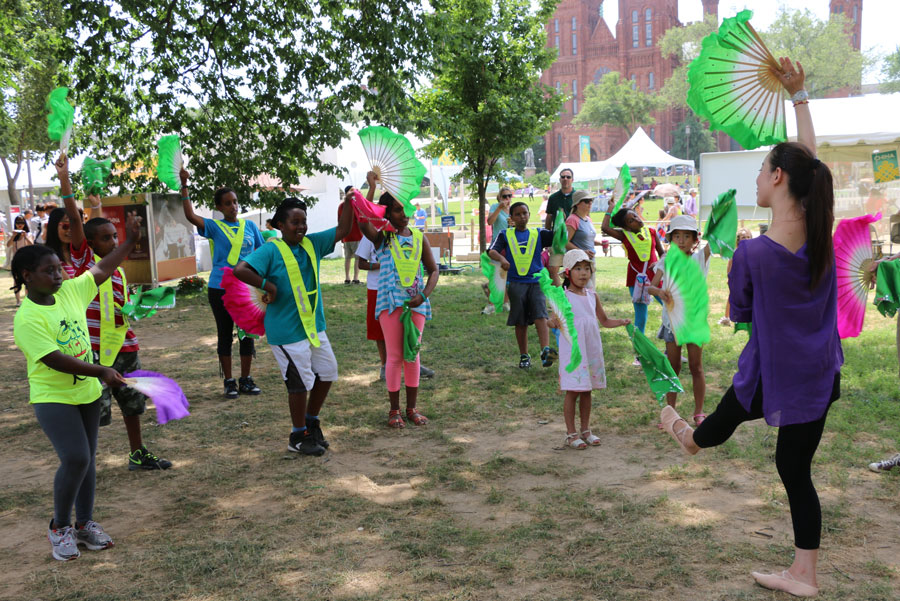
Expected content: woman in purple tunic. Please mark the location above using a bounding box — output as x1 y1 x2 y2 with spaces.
660 58 840 598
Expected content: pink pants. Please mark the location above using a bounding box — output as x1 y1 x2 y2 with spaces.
379 308 425 393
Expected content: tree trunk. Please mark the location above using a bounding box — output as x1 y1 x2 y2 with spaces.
476 174 487 255
1 157 22 208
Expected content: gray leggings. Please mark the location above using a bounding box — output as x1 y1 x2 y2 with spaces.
33 401 100 527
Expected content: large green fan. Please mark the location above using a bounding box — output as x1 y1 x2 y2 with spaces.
662 246 710 347
551 210 567 255
46 87 75 153
687 10 786 150
358 126 426 217
626 324 684 406
82 157 112 195
610 163 632 214
704 189 738 258
537 268 581 373
480 252 505 312
156 135 183 191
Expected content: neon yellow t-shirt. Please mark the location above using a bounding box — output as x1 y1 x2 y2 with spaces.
14 272 102 405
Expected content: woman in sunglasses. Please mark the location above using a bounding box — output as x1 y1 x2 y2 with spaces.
45 156 89 279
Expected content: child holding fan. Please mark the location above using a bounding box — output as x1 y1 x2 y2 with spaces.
488 202 555 369
11 198 141 561
233 196 355 455
648 215 711 425
555 249 630 449
357 172 439 428
181 170 265 399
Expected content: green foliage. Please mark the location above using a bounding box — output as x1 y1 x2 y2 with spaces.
415 0 563 253
881 47 900 93
63 0 433 208
764 9 871 98
573 72 662 138
669 115 716 166
658 14 718 110
525 171 549 189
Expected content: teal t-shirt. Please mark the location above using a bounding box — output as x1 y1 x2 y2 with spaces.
244 228 336 346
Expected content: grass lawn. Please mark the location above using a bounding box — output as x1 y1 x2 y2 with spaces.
0 257 898 601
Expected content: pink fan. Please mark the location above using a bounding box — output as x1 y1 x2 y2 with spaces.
221 267 266 336
350 189 395 232
123 370 189 425
833 212 880 338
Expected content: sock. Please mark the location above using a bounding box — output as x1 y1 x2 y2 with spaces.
551 327 560 347
305 414 319 422
291 426 307 433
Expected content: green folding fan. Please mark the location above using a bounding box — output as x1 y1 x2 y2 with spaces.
156 135 183 191
551 210 567 255
82 157 112 196
704 189 738 258
687 10 786 150
358 126 426 217
610 164 632 214
626 324 684 406
662 246 710 347
46 87 75 153
480 252 505 312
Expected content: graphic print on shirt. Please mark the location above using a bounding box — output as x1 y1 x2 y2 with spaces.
55 318 89 359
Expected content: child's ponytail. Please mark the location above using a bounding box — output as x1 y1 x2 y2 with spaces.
768 142 834 290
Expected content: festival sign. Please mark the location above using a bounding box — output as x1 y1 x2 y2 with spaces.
579 136 591 162
873 150 899 184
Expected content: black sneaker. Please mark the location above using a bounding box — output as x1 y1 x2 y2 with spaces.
224 378 239 399
307 419 329 449
419 364 435 379
288 430 325 456
128 446 172 471
519 354 531 369
238 376 261 395
541 346 554 367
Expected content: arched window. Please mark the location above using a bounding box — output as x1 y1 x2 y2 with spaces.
632 10 638 23
555 35 559 47
572 79 578 113
593 67 611 84
630 74 637 90
632 25 639 48
571 17 576 29
572 33 577 55
645 8 652 20
650 127 656 142
852 5 858 22
646 21 652 46
554 19 559 32
648 72 655 89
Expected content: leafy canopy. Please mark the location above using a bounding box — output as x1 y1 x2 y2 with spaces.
63 0 433 207
879 46 900 94
415 0 563 252
573 72 662 138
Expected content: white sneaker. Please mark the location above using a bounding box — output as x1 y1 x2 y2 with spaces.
482 304 495 315
48 523 80 561
868 453 900 472
502 302 510 312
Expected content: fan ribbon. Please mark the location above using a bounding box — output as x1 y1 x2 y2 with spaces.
271 238 320 347
46 87 74 152
704 189 738 258
401 302 423 362
123 370 190 425
480 252 505 312
626 324 684 405
506 228 538 277
552 211 567 255
156 134 182 191
122 286 176 321
349 189 395 232
82 157 112 196
610 164 632 214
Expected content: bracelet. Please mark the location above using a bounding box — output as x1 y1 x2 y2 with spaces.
790 89 809 104
792 100 809 107
260 278 267 290
61 194 74 199
181 197 189 201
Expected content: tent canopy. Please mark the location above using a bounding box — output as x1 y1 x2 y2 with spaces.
785 93 900 162
550 127 694 182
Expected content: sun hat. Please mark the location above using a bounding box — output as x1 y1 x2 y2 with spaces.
563 248 592 271
667 214 700 236
665 196 676 204
572 189 595 205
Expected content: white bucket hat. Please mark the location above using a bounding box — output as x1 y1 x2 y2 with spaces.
667 214 700 237
563 248 592 272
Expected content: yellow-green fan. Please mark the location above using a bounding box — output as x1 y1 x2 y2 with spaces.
687 10 785 150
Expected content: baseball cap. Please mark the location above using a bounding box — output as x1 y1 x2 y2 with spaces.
563 248 592 271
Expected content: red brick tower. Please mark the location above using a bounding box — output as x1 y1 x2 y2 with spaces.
701 0 718 20
830 0 863 50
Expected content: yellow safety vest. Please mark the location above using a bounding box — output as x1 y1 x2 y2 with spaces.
98 266 130 366
623 226 652 262
212 219 247 266
271 238 320 347
505 228 538 277
388 229 423 287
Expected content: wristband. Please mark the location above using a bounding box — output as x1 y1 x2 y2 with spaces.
260 278 267 290
790 89 809 104
181 196 189 201
61 194 74 199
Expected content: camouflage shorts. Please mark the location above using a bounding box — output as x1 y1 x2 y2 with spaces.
94 350 146 426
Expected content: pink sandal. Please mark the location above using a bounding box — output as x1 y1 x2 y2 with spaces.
693 413 707 426
406 408 428 426
388 410 405 429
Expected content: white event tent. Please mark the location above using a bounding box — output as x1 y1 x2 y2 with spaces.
550 127 694 182
785 93 900 162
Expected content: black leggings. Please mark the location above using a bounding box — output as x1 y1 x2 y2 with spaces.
34 401 100 527
693 373 841 550
208 287 255 357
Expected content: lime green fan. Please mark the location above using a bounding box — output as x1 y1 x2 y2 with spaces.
82 157 112 195
704 189 738 258
46 87 75 153
156 135 183 191
610 163 632 214
358 126 426 216
687 10 785 150
661 246 710 347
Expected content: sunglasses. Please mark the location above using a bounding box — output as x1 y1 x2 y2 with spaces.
500 194 512 199
560 175 572 179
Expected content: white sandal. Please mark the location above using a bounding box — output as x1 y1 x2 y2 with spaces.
565 433 587 450
581 430 601 446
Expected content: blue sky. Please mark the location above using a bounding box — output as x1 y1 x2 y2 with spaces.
601 0 896 84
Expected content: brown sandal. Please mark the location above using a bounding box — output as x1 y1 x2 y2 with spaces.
388 410 405 429
406 408 428 425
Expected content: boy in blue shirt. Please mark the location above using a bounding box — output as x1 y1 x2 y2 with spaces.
488 202 554 369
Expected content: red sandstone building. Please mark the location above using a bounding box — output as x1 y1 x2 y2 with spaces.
541 0 864 170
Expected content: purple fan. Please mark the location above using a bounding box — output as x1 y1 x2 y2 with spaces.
123 370 190 425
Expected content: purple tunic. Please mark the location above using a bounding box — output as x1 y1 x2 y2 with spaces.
729 236 843 426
